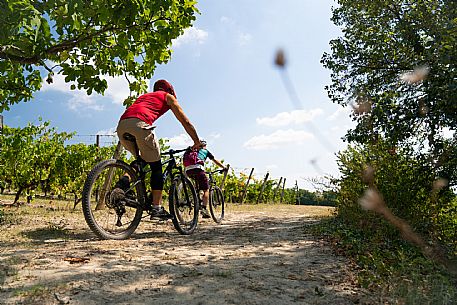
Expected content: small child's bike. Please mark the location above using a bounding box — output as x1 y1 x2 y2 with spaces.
193 167 229 223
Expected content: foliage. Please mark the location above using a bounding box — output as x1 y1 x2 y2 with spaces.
52 143 115 202
195 163 301 204
0 121 72 203
296 189 336 206
321 1 457 297
314 217 457 304
0 122 118 203
322 0 456 148
0 0 199 110
0 121 325 206
334 141 456 253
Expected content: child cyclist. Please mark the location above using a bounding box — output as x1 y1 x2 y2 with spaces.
183 140 227 218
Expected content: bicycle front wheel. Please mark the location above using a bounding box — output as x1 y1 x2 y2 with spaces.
169 175 199 235
82 159 145 240
209 186 225 223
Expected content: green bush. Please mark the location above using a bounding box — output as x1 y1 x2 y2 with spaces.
320 140 457 302
334 141 456 253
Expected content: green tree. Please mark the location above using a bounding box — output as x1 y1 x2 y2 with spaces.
0 0 198 111
322 0 456 151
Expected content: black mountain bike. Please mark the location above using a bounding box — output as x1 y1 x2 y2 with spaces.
82 134 199 239
193 168 228 223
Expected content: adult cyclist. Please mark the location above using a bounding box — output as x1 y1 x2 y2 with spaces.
115 79 203 218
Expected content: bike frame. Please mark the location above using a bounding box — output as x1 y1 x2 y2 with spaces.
128 148 192 209
193 169 225 198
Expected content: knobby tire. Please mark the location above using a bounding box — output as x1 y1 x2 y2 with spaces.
169 175 199 235
82 159 145 240
209 186 225 223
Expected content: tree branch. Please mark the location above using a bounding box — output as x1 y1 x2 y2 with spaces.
0 17 168 65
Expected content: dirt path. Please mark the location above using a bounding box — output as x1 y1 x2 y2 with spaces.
0 203 372 305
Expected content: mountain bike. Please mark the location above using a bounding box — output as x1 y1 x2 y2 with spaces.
81 134 199 240
192 167 228 223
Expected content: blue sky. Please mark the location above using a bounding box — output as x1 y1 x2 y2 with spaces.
3 0 355 189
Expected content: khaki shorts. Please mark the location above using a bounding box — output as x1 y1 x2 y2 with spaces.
116 118 161 162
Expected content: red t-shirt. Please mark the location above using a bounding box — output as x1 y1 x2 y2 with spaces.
120 91 170 125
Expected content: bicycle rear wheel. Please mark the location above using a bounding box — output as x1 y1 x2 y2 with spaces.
82 159 145 240
169 175 199 235
209 186 225 223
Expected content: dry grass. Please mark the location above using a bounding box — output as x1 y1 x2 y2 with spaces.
0 194 335 218
226 202 335 218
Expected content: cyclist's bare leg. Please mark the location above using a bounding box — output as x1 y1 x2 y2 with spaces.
202 189 209 208
200 189 211 218
151 189 162 207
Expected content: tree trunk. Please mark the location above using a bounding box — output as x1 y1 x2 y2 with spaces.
14 187 24 204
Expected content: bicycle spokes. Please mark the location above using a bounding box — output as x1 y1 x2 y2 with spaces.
169 176 198 235
82 160 145 239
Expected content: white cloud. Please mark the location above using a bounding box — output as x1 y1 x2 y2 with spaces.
238 33 252 46
96 127 117 135
104 76 134 104
327 106 351 121
219 16 251 47
220 16 235 25
66 91 105 112
243 129 314 150
207 132 221 141
42 72 134 111
172 27 208 48
256 109 323 127
164 133 193 148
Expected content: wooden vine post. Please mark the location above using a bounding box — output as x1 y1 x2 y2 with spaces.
273 177 283 203
295 180 300 205
220 164 230 191
280 178 286 203
256 172 269 204
240 168 254 204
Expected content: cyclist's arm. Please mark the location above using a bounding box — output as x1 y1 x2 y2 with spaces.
211 158 225 169
166 94 201 148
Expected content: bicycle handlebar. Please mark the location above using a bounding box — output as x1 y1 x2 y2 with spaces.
162 147 189 156
206 168 228 175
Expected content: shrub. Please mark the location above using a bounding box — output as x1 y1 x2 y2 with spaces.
335 140 456 254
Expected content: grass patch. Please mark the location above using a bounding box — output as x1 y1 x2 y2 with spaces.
12 283 65 304
312 217 457 305
13 284 48 298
